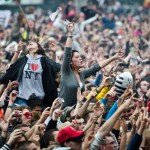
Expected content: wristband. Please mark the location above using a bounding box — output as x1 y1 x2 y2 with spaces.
7 105 13 109
15 50 20 54
68 35 73 38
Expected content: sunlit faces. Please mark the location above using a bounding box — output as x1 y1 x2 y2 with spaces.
27 41 38 53
76 118 85 130
22 108 32 126
28 20 35 29
140 81 149 94
48 37 56 48
71 52 85 69
135 73 141 85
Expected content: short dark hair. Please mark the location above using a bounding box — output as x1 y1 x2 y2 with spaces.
40 128 59 148
71 49 79 60
101 133 112 145
16 141 35 150
17 14 24 23
69 115 82 122
136 78 148 89
13 124 29 130
35 41 46 56
13 106 31 112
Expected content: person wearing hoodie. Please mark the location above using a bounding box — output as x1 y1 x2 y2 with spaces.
0 40 60 107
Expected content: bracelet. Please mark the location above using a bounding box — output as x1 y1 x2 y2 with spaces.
67 35 73 38
96 89 100 94
2 130 7 133
15 50 20 54
94 122 98 125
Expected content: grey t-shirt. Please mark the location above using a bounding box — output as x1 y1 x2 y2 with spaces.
18 54 45 100
59 47 101 107
90 132 119 150
90 133 103 150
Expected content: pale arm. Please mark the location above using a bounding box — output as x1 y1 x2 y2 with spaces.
98 49 124 68
10 51 20 65
98 94 134 137
0 84 6 97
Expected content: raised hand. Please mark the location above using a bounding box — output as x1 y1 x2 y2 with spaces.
120 119 127 133
87 88 97 101
5 80 19 92
101 76 115 87
67 21 74 33
33 124 46 136
104 86 116 100
9 90 18 103
118 85 133 107
52 108 62 121
77 88 84 104
93 102 104 117
50 98 59 117
138 107 149 135
82 131 94 150
17 39 24 52
119 93 135 111
113 49 124 60
40 107 50 121
0 116 9 133
129 115 136 129
7 129 23 146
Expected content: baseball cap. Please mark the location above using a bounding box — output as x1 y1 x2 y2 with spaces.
56 126 84 144
60 105 76 123
115 72 133 96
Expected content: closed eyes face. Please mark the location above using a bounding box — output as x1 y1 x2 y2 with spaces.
71 52 85 69
27 41 38 53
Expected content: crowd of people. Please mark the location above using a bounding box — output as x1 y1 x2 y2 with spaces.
0 0 150 149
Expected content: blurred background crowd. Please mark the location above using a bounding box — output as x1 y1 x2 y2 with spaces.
0 0 150 150
0 0 150 73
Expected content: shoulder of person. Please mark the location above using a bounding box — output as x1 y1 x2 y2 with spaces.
10 56 27 67
41 56 61 67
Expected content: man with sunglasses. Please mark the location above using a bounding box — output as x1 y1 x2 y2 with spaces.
100 134 118 150
21 107 32 126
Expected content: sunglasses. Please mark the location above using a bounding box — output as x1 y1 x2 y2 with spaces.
23 112 32 118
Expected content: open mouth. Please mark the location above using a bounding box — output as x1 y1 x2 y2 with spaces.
29 43 33 46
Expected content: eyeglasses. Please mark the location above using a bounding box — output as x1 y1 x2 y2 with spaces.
23 112 32 118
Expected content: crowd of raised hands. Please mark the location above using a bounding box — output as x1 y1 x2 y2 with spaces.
0 0 150 150
0 74 149 150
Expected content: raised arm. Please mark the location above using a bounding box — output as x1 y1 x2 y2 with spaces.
61 22 74 74
81 14 99 32
98 49 124 68
82 50 124 78
10 40 24 65
98 93 135 137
